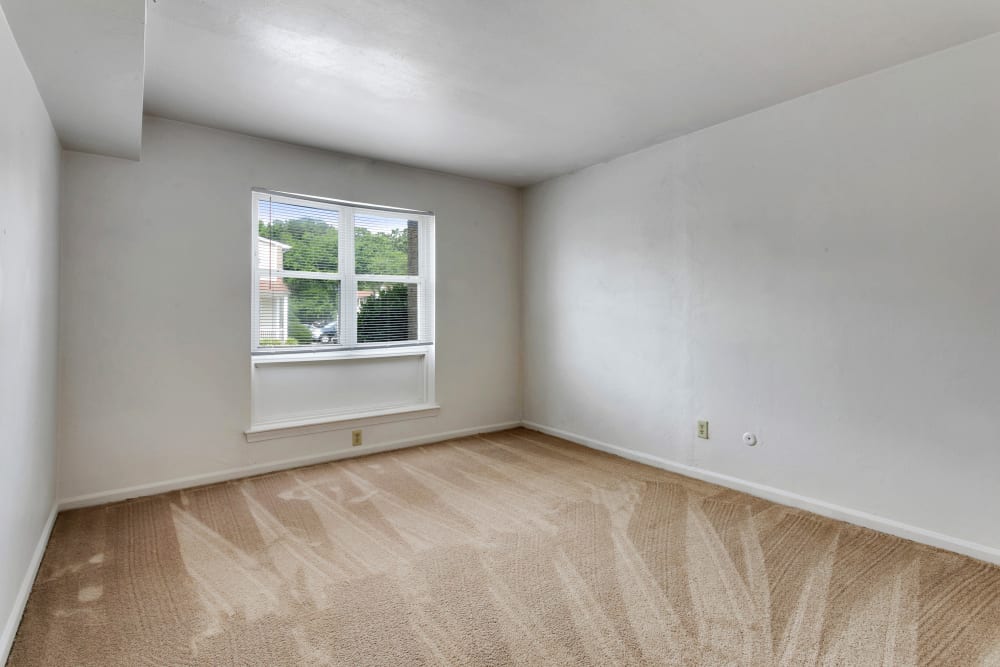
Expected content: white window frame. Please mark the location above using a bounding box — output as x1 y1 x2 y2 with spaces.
251 189 435 356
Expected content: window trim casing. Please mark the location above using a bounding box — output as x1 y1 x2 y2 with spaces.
251 190 435 356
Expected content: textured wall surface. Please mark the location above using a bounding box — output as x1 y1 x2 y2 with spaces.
58 117 521 500
0 3 61 658
523 34 1000 551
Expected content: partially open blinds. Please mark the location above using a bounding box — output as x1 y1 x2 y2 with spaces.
253 191 434 352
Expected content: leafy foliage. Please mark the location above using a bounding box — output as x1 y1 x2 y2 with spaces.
288 320 313 344
357 283 414 343
259 218 416 341
261 219 338 272
354 226 415 275
259 338 298 346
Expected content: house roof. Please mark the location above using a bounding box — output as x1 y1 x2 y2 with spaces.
258 236 292 250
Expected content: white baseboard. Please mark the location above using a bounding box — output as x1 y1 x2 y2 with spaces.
1 503 58 665
51 417 1000 564
522 421 1000 566
59 421 521 510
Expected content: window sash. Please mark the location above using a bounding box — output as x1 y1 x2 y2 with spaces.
252 191 433 354
266 270 341 281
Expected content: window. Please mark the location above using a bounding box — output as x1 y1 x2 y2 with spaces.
247 189 437 440
252 189 434 354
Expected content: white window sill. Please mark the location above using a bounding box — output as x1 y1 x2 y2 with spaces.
252 345 431 367
245 403 441 443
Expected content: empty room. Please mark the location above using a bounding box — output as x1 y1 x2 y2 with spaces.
2 0 1000 664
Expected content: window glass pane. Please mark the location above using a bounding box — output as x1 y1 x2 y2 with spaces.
356 281 418 343
354 213 419 276
258 198 339 273
258 278 340 348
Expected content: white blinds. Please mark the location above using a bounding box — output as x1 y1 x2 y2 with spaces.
254 192 434 352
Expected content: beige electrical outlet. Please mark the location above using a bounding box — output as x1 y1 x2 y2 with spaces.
697 420 709 439
351 430 363 446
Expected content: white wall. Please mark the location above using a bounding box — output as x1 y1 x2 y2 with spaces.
523 34 1000 554
0 3 61 657
58 117 521 501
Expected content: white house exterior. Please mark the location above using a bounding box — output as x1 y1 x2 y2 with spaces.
257 236 291 342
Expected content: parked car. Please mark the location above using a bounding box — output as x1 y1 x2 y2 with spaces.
310 321 338 344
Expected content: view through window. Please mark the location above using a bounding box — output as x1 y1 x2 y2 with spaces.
253 190 434 353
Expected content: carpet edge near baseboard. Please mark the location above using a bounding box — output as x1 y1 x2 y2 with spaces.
1 503 58 666
521 420 1000 567
58 421 523 511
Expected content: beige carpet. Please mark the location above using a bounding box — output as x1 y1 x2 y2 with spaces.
9 428 1000 666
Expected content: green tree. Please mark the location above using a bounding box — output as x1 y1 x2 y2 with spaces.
354 227 411 274
260 219 341 330
260 217 417 340
357 284 413 343
259 219 338 272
